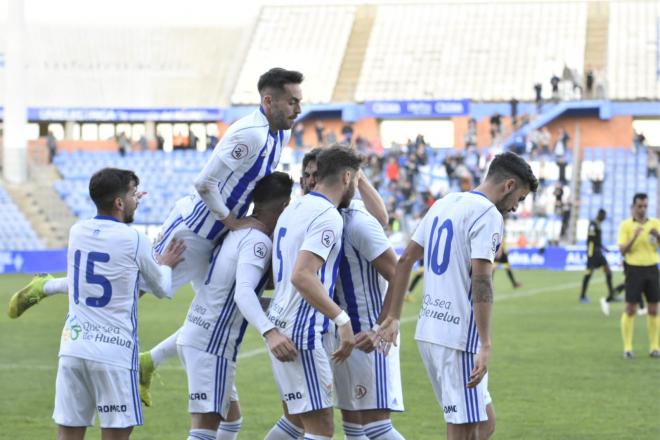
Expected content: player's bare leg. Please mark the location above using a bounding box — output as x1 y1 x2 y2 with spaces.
100 427 133 440
342 408 405 439
57 426 85 440
264 402 304 440
217 400 243 440
447 422 479 440
298 408 334 438
477 404 495 440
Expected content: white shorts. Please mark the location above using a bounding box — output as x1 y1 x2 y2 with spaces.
417 341 489 424
177 345 238 418
269 347 334 415
53 356 142 428
326 332 404 412
153 206 216 293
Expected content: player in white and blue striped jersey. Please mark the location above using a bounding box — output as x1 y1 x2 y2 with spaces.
176 172 296 440
53 168 184 440
265 146 362 440
375 152 538 440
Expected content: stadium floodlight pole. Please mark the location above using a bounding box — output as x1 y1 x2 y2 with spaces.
3 0 28 184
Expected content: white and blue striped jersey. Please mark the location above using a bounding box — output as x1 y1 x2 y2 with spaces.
335 200 391 333
177 228 271 361
412 191 503 354
59 216 172 371
267 192 343 350
175 106 289 242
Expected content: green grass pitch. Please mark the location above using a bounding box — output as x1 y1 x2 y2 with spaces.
1 270 658 439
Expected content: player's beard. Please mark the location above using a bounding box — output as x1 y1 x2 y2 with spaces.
496 188 517 214
339 181 356 209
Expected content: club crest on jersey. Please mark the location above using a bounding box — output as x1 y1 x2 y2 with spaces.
354 384 367 400
321 230 334 248
231 144 248 160
491 233 500 252
254 242 267 258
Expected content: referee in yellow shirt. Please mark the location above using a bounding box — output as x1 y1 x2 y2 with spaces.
617 193 660 359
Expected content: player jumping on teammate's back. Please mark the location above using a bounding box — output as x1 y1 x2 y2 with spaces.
578 209 616 308
374 152 538 440
52 168 185 440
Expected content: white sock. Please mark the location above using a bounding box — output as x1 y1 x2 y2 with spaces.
44 277 67 296
343 421 369 440
363 420 404 440
188 429 216 440
150 329 180 366
217 417 242 440
265 416 304 439
303 435 331 440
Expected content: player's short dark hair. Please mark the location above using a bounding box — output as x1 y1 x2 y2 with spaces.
315 145 363 184
632 193 648 205
89 168 139 212
597 208 606 216
252 171 294 205
258 68 304 96
302 148 322 172
486 152 538 192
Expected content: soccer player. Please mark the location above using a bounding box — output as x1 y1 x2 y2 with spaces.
9 67 303 317
265 145 361 440
177 172 296 440
52 168 185 440
617 193 660 359
493 234 521 289
8 67 304 404
579 209 615 307
375 152 538 440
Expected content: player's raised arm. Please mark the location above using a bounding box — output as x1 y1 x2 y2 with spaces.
356 169 389 227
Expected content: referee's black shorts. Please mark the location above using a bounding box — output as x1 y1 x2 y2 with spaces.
586 253 608 270
625 265 660 304
495 251 508 264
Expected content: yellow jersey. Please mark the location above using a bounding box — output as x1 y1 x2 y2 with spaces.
617 217 660 266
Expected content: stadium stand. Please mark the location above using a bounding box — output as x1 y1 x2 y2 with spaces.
230 5 356 104
53 150 211 224
354 2 587 102
607 1 660 100
0 26 247 107
579 147 658 245
0 184 45 251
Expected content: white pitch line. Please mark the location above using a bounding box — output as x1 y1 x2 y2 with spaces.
0 279 601 371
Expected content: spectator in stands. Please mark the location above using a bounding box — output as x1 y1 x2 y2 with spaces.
560 201 572 239
554 182 564 215
188 130 199 151
489 113 502 141
557 154 568 185
206 133 218 150
325 130 337 145
156 132 165 151
534 83 543 111
585 69 595 98
510 98 519 127
341 122 354 144
385 156 400 182
539 127 551 155
550 74 561 100
137 135 148 152
46 131 58 164
554 128 569 159
647 149 658 178
173 132 186 150
314 120 325 145
117 132 129 157
464 118 477 149
293 122 304 148
634 131 647 153
527 129 540 157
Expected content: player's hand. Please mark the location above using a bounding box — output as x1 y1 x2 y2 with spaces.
467 346 491 388
136 191 148 201
222 214 267 233
264 328 297 362
650 228 659 238
354 331 377 353
332 322 355 363
158 238 186 268
374 317 400 356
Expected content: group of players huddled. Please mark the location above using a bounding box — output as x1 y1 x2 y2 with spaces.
8 68 542 440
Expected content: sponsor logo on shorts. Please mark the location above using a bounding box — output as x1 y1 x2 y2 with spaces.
189 393 208 401
444 405 457 414
97 404 128 413
354 384 367 400
254 242 267 259
283 392 303 401
231 144 248 160
321 230 334 248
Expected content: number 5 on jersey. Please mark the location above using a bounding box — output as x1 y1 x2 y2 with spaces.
73 250 113 307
